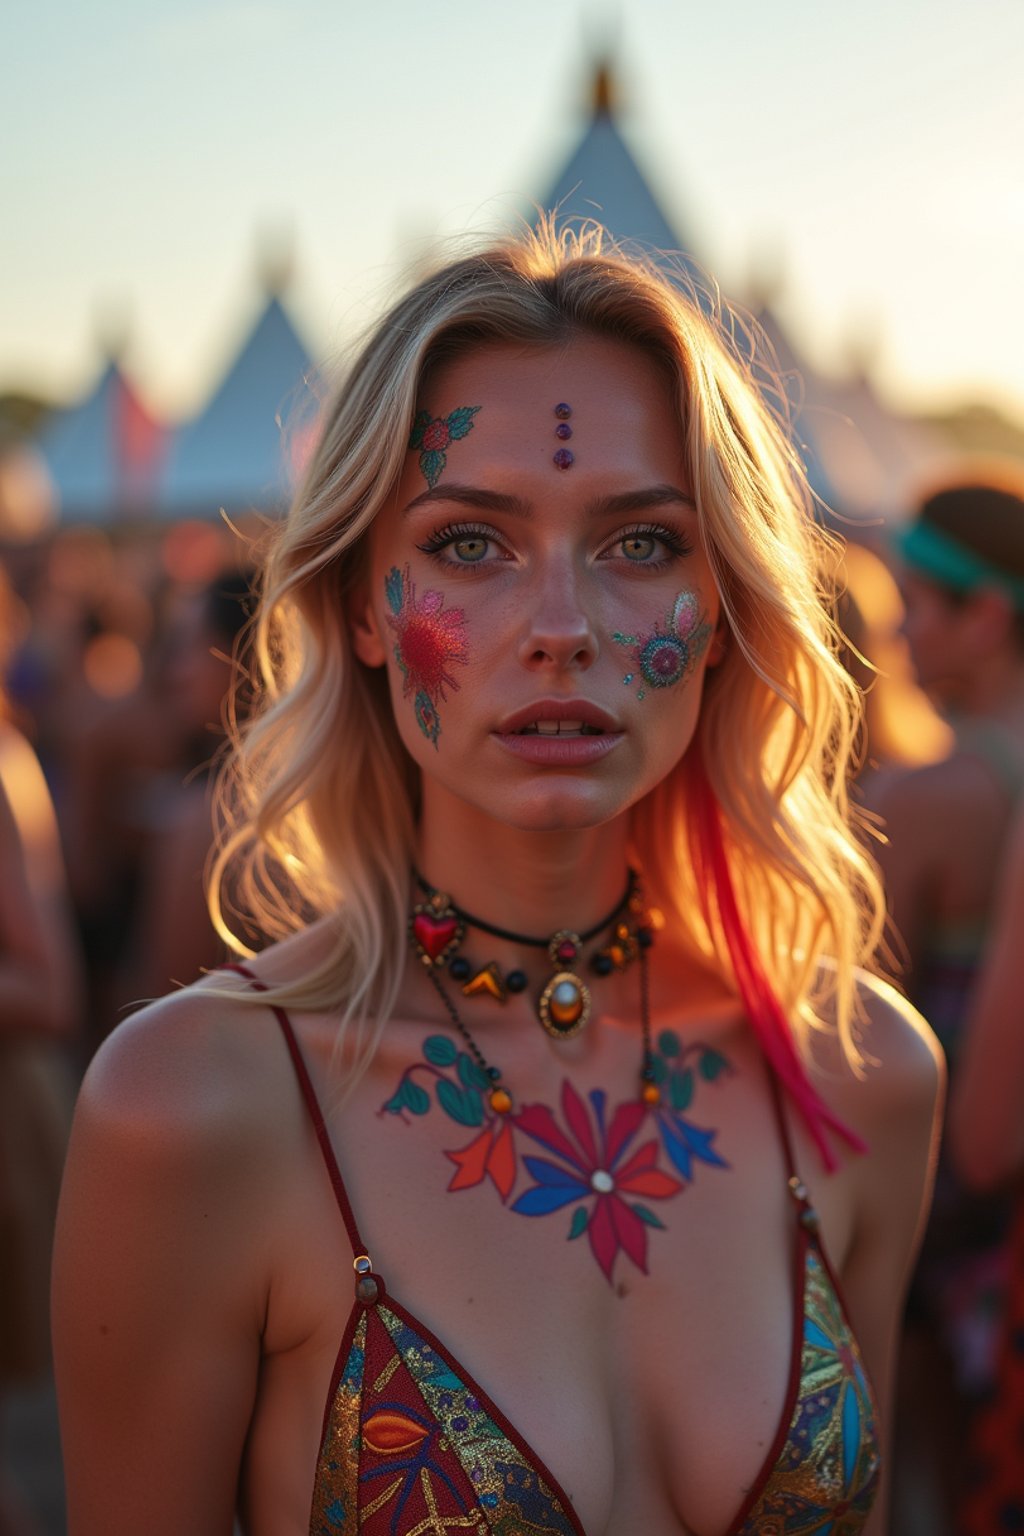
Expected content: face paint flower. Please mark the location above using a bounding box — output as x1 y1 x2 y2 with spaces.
385 565 469 748
408 405 480 489
613 589 713 701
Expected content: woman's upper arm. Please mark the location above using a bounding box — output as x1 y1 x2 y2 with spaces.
947 806 1024 1189
837 980 945 1535
53 997 269 1535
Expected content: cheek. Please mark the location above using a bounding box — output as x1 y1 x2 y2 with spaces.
609 587 713 702
381 563 472 748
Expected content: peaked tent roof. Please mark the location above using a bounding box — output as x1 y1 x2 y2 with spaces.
159 291 316 519
38 358 166 524
534 62 847 511
539 63 705 287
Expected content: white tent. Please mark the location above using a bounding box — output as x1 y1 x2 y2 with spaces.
38 357 166 524
536 61 946 521
159 289 317 520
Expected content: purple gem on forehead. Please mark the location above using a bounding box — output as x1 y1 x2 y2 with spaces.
554 403 572 420
553 448 574 470
555 422 572 440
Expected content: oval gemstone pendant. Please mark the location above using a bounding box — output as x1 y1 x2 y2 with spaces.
537 970 591 1038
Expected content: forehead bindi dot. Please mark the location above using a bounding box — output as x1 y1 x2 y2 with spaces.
552 403 574 468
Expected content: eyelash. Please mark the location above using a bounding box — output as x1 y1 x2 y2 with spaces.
415 522 504 562
415 521 694 568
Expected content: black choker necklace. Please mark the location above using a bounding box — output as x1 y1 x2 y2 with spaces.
407 870 661 1117
409 869 653 1038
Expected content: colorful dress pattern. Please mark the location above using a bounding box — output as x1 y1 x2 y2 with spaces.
310 1233 880 1535
313 1299 580 1536
735 1246 881 1534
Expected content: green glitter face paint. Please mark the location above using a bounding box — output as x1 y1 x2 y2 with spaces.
385 564 469 747
408 406 481 489
612 590 712 701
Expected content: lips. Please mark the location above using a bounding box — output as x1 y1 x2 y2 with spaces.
497 699 620 737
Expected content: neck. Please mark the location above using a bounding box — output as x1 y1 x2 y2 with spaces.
415 801 634 946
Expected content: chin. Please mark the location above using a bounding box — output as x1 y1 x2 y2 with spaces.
478 781 634 834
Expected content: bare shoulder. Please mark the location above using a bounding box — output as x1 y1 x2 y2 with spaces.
80 975 277 1148
852 968 944 1112
807 965 945 1149
54 966 313 1530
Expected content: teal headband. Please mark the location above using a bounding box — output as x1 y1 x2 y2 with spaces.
894 520 1024 613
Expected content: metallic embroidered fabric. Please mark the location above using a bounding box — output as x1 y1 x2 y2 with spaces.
310 1301 579 1535
736 1247 881 1534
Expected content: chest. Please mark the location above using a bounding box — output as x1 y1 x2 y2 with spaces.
238 1048 861 1535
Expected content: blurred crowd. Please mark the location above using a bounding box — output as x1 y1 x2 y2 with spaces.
2 469 1024 1534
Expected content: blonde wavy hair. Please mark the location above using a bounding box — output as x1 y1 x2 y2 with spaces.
211 222 884 1083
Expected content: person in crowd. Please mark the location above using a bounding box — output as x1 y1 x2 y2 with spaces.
948 803 1024 1532
836 539 952 798
53 224 941 1535
117 570 253 1005
0 769 76 1536
867 467 1024 1532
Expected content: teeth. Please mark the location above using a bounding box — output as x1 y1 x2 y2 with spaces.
518 720 602 736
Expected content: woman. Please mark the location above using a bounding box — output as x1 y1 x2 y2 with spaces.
117 569 254 1004
52 226 942 1536
0 771 76 1536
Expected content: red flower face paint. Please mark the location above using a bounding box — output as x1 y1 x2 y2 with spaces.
408 405 480 489
612 589 712 702
385 565 469 748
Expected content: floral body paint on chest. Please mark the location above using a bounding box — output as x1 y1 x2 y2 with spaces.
381 1029 733 1283
385 565 469 747
613 589 713 700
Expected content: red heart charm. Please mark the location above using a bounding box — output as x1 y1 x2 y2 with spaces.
413 912 459 961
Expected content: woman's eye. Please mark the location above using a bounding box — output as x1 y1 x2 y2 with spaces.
621 533 659 562
415 524 505 566
451 535 489 563
609 526 692 565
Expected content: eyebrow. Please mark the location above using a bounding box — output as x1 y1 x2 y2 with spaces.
401 483 697 518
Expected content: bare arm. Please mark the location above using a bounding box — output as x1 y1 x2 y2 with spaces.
947 805 1024 1190
52 992 270 1534
834 978 945 1535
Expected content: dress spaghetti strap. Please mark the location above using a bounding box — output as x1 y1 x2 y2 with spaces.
222 964 369 1264
765 1064 801 1184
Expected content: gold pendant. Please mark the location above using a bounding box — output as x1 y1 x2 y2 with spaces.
537 970 591 1038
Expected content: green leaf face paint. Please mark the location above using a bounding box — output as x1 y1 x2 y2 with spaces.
408 405 481 489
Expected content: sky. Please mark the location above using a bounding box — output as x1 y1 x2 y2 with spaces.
3 0 1022 423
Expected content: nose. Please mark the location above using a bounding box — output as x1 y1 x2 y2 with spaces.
517 561 599 674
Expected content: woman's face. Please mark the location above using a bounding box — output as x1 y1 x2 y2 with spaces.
354 334 723 833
